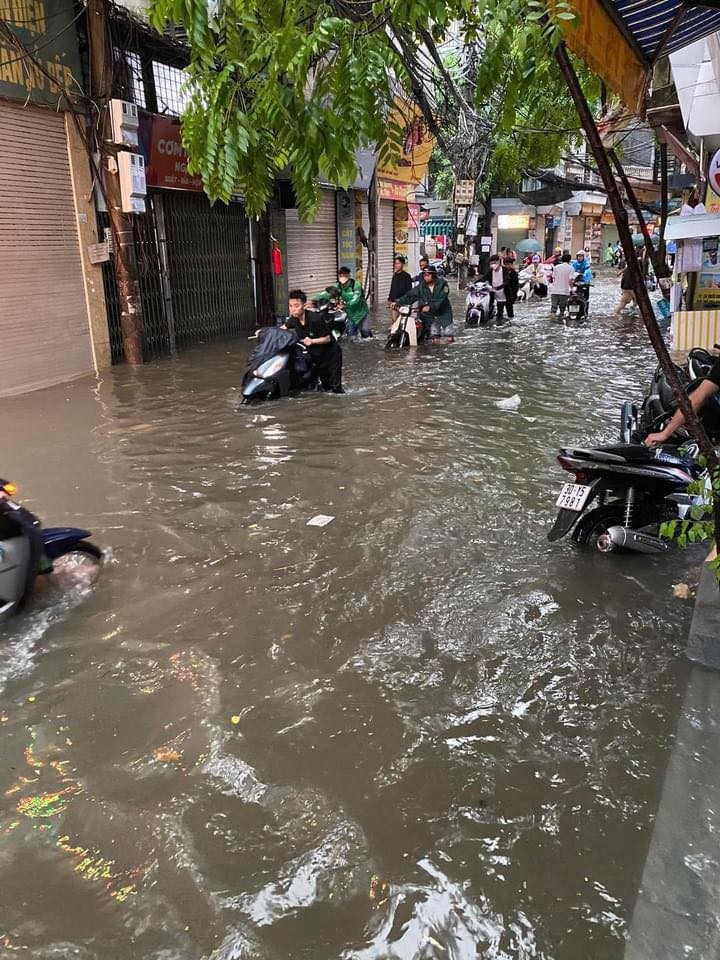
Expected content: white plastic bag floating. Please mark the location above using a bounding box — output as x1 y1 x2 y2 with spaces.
307 515 335 527
495 394 521 410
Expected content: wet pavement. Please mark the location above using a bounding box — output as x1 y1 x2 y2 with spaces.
0 273 699 959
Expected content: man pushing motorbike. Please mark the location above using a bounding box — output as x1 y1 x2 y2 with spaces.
284 289 344 393
393 263 454 343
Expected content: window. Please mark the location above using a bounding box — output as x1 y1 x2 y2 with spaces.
114 48 146 108
153 61 190 116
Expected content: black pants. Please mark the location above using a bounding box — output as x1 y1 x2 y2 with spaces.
313 344 343 392
496 299 514 321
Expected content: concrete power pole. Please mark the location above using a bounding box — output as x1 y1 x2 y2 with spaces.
86 0 144 365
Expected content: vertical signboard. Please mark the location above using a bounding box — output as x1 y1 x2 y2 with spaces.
0 0 82 104
394 202 409 258
336 189 356 273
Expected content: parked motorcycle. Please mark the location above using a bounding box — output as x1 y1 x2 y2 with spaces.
385 303 426 349
464 282 494 327
548 443 703 554
0 480 103 623
620 346 720 444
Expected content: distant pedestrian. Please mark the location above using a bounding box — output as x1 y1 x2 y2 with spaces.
550 251 574 319
388 256 412 322
667 239 677 268
503 256 520 312
604 242 614 266
614 266 637 315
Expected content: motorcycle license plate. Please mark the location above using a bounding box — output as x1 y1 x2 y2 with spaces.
555 482 591 512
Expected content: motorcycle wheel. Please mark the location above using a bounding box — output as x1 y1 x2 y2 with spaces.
571 505 625 549
54 541 104 563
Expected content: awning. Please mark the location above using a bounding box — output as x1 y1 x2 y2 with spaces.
562 1 720 113
665 214 720 240
420 218 454 237
611 1 720 62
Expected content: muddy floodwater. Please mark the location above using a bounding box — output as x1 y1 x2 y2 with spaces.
1 275 696 959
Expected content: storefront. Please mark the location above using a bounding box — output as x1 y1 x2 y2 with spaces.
667 210 720 351
101 114 255 361
0 1 107 395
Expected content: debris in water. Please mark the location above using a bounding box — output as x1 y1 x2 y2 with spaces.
369 874 390 907
231 715 241 725
307 515 335 527
152 747 182 764
495 394 521 410
672 582 692 600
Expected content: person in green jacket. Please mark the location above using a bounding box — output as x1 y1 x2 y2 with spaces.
394 264 454 343
315 266 372 339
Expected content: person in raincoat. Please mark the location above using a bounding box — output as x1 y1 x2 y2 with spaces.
315 266 372 339
394 264 454 343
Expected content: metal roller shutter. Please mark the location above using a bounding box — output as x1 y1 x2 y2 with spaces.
0 102 93 396
376 199 396 304
286 189 338 298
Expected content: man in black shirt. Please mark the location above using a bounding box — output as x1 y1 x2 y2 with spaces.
645 357 720 445
285 289 344 393
388 256 412 322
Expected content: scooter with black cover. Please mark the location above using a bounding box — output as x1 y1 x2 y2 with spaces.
548 442 703 555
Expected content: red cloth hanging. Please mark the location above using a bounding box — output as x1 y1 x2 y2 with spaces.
272 245 283 276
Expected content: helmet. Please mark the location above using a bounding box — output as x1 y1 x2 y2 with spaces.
576 250 586 258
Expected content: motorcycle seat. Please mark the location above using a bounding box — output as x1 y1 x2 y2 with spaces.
596 443 693 466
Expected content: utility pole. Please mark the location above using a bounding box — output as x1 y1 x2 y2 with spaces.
86 0 144 365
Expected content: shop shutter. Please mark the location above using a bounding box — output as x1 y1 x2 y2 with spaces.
286 189 338 298
0 102 92 396
376 199 396 304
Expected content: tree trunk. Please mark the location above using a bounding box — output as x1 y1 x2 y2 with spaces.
86 0 144 365
554 39 720 551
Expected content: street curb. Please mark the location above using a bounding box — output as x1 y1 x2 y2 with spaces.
687 566 720 669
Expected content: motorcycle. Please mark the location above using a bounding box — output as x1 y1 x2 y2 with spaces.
385 303 426 349
620 346 720 444
241 326 322 403
464 282 494 327
0 480 103 623
548 442 703 554
566 279 591 322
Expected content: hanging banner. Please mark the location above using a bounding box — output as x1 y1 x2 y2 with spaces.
559 0 648 114
377 98 434 202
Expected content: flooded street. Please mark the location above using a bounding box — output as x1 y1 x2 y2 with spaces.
1 274 697 960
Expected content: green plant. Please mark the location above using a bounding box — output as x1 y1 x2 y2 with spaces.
660 460 720 580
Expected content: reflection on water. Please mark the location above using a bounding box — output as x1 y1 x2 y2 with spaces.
1 276 694 959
